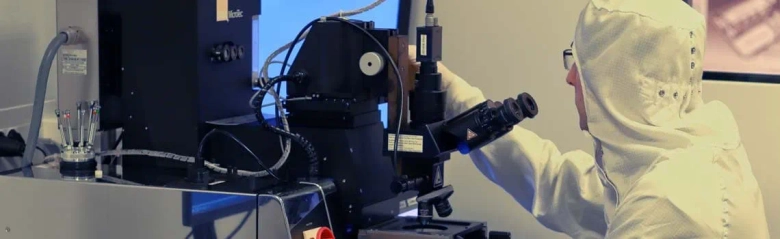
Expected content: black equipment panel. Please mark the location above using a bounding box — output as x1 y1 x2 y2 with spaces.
99 0 260 178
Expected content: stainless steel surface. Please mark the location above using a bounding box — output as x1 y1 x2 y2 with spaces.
56 0 99 115
0 167 332 239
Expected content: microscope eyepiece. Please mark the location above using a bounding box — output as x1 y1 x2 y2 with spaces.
500 98 524 125
518 92 538 119
442 92 539 155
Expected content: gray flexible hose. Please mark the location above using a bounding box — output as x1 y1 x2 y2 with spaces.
21 33 69 177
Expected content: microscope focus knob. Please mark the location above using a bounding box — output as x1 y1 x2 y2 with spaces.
229 44 238 61
237 45 246 59
359 52 384 76
210 42 239 63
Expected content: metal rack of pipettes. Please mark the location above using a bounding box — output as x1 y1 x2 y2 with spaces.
55 101 100 163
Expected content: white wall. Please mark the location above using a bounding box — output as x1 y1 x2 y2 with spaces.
0 0 58 166
409 1 779 238
704 81 780 237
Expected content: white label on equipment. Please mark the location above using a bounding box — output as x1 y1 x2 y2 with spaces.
387 133 424 153
407 197 418 207
420 34 428 56
61 49 88 75
399 200 407 209
216 0 229 22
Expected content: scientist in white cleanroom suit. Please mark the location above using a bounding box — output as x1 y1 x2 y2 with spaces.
409 0 770 238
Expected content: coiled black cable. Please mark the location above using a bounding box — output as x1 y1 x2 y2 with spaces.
197 128 281 180
252 72 319 180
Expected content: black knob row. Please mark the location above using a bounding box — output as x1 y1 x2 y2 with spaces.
210 42 245 63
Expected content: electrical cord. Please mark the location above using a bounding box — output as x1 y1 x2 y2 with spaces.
89 149 268 177
0 147 50 175
261 62 294 153
44 148 276 178
252 73 319 180
35 146 47 157
0 164 31 176
248 0 388 178
279 17 405 173
41 148 280 178
197 128 281 180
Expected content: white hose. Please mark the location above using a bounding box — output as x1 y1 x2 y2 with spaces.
106 149 274 177
249 0 388 174
45 149 273 177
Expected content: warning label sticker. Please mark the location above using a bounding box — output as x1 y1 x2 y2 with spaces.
433 163 444 188
466 128 478 140
61 49 88 75
387 133 424 153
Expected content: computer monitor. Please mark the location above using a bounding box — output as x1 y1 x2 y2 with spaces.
253 0 406 128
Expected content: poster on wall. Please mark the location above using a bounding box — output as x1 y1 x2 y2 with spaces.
686 0 780 82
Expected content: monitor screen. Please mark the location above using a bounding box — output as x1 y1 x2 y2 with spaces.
253 0 401 128
688 0 780 76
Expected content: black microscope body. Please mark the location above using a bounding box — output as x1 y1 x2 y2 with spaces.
109 0 537 238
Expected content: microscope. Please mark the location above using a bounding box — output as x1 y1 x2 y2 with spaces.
249 0 538 235
1 0 537 238
367 0 538 237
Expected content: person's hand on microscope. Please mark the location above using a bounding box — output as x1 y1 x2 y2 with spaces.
404 0 769 238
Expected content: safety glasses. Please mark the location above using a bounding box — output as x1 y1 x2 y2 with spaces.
563 42 574 70
563 49 573 70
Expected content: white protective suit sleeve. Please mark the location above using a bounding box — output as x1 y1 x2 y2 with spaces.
442 71 608 238
420 0 769 237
